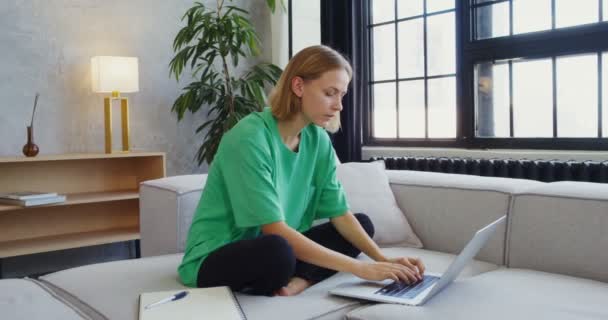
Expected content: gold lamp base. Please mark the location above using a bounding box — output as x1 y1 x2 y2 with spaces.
104 91 130 154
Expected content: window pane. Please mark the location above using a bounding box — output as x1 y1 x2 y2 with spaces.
427 13 455 76
398 18 424 78
372 0 395 24
292 0 320 54
398 80 425 138
373 83 397 138
513 0 551 35
605 0 608 21
604 53 608 137
476 62 510 137
555 0 599 29
513 59 553 137
397 0 423 18
428 77 456 138
556 54 598 137
475 2 510 40
372 25 396 81
426 0 454 13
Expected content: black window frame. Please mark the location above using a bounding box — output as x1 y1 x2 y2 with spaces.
362 0 608 150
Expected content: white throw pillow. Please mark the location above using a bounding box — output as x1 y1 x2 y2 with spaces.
336 161 423 248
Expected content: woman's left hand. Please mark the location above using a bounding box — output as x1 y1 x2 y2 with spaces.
385 256 425 281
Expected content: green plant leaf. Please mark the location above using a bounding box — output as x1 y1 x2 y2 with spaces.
171 0 284 165
225 5 248 14
266 0 276 13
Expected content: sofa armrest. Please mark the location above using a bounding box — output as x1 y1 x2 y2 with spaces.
139 174 207 257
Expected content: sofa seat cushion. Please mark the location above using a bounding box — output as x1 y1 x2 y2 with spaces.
345 268 608 320
240 246 498 320
39 254 359 320
39 247 498 320
0 278 93 320
41 254 184 320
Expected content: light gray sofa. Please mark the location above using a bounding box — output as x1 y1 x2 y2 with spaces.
4 169 608 320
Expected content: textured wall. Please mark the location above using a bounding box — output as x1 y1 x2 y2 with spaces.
0 0 273 278
0 0 272 176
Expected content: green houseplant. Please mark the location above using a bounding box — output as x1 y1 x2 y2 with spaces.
170 0 283 165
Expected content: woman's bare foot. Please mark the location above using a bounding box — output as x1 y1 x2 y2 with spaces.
275 277 312 296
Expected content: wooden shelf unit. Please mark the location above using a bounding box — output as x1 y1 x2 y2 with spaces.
0 152 165 259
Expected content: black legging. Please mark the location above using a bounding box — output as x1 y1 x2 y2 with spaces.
196 213 375 296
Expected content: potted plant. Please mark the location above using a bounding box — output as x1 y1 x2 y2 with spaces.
169 0 283 165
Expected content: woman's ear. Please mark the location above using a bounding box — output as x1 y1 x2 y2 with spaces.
291 76 304 98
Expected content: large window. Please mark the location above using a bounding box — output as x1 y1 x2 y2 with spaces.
365 0 608 149
369 0 456 139
473 0 608 140
476 53 606 139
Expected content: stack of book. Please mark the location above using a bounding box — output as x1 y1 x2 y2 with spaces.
0 191 66 207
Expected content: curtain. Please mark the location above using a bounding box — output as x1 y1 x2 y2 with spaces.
321 0 367 162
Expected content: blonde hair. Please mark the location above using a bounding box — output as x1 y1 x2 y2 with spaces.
269 45 352 133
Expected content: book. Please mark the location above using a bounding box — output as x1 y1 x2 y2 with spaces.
0 195 66 207
0 191 58 200
139 287 246 320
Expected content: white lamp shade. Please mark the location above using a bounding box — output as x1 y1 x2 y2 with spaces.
91 56 139 93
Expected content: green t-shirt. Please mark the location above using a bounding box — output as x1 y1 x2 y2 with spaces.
178 107 350 287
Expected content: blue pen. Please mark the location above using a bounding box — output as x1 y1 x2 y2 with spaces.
144 290 189 310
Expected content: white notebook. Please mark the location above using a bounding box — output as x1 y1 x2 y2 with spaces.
139 287 246 320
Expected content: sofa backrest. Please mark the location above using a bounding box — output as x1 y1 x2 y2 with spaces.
386 170 542 265
508 181 608 283
140 170 608 284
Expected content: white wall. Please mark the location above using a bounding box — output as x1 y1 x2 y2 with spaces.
0 0 273 278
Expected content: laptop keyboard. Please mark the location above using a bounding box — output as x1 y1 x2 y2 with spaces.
374 275 440 299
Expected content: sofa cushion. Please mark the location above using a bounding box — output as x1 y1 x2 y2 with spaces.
39 246 498 320
386 170 542 265
0 278 92 320
40 254 359 320
508 181 608 282
336 162 423 247
267 247 498 320
345 268 608 320
140 175 207 256
41 254 184 320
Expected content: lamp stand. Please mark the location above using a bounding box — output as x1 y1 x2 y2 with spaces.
104 91 130 154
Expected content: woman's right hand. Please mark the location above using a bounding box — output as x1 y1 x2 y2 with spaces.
352 261 421 284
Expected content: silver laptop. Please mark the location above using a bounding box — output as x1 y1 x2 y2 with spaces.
330 215 506 306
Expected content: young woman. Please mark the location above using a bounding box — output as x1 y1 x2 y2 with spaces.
178 45 425 296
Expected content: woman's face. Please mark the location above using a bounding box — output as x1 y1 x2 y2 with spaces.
292 68 350 128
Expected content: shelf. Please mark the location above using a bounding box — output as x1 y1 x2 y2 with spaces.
0 227 140 258
0 153 164 261
0 190 139 212
0 152 165 163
